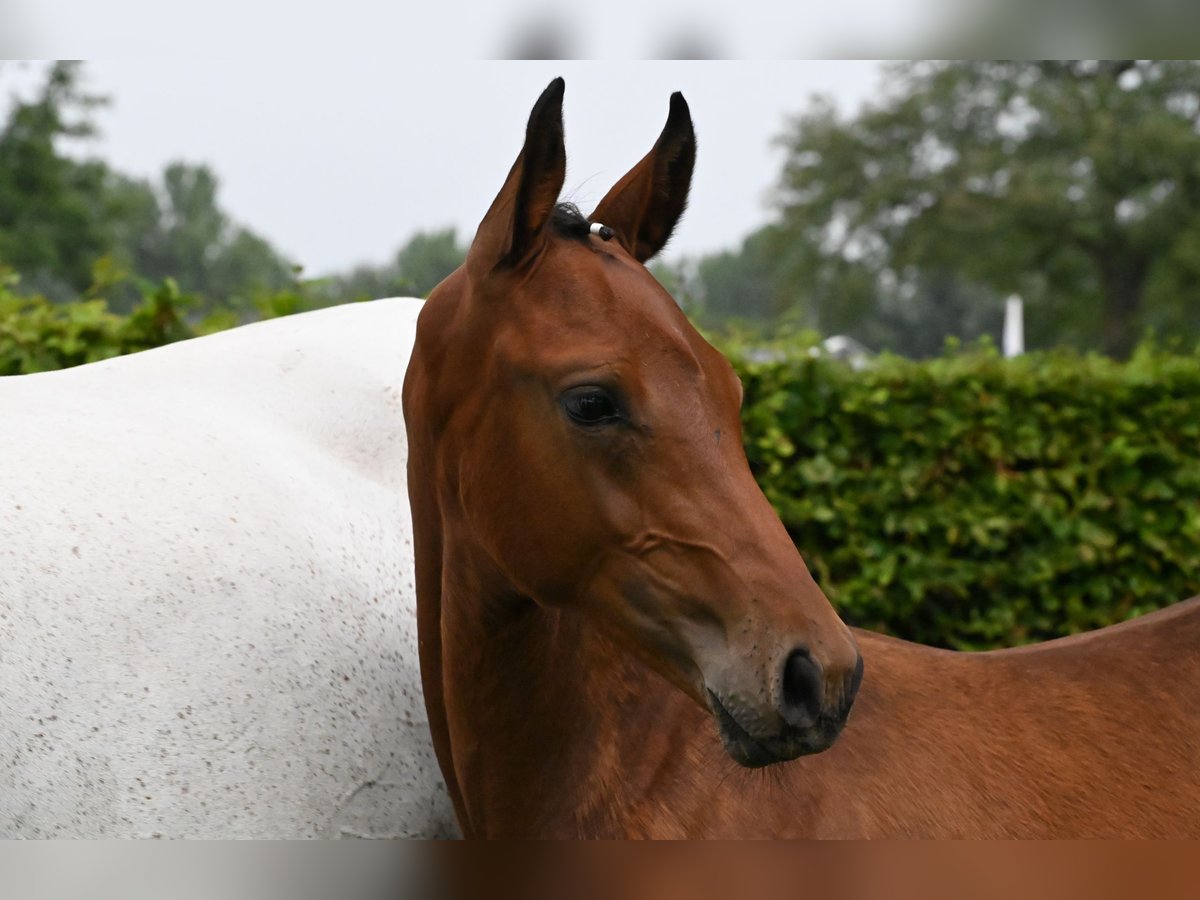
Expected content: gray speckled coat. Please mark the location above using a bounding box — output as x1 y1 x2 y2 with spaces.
0 299 457 838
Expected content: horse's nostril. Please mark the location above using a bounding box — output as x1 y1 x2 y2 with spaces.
781 647 823 729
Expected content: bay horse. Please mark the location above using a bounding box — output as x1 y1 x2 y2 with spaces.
1 300 456 837
403 78 1200 838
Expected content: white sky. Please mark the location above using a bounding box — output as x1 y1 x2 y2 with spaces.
57 61 885 277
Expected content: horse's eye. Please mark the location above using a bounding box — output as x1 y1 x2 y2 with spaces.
562 386 622 426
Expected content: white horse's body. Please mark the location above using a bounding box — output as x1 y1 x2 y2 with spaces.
0 299 457 838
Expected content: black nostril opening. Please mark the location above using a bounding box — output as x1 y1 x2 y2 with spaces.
781 647 823 728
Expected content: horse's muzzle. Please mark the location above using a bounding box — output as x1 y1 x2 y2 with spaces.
707 653 863 768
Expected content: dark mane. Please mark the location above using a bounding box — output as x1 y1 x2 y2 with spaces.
550 202 592 241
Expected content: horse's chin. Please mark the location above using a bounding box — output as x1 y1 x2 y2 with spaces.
706 689 843 769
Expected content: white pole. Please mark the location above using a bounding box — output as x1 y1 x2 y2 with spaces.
1003 294 1025 358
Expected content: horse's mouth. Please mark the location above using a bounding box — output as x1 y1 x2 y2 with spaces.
706 689 843 768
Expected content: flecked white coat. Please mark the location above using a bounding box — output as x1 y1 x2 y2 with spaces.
0 299 457 838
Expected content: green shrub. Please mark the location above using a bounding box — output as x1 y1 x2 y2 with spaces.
6 279 1198 651
0 267 198 375
721 334 1200 649
0 264 331 375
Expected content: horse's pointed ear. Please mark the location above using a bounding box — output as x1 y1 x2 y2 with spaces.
591 92 696 263
467 78 567 277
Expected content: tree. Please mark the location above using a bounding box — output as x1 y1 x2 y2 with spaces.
124 162 296 309
775 61 1200 357
393 229 466 296
693 225 787 324
0 62 112 297
0 64 297 313
327 228 465 301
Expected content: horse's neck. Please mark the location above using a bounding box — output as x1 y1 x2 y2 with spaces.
441 581 716 837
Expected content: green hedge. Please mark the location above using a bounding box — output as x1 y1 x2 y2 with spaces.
5 276 1199 650
723 336 1200 649
0 270 197 375
0 265 321 376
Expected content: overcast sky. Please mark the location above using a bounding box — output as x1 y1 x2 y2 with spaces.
61 62 886 277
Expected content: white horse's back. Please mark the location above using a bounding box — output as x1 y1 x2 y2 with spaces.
0 299 456 838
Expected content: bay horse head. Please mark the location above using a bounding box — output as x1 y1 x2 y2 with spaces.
404 78 862 777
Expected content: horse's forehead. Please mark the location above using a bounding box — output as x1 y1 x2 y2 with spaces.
508 244 696 357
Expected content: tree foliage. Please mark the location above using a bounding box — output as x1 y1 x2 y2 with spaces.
692 225 788 324
774 61 1200 357
0 62 113 297
111 163 297 312
326 228 466 301
0 63 298 314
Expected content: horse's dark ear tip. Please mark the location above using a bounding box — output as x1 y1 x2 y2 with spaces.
667 92 693 134
527 78 566 136
531 78 566 117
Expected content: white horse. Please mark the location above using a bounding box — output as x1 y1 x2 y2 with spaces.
0 299 457 838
